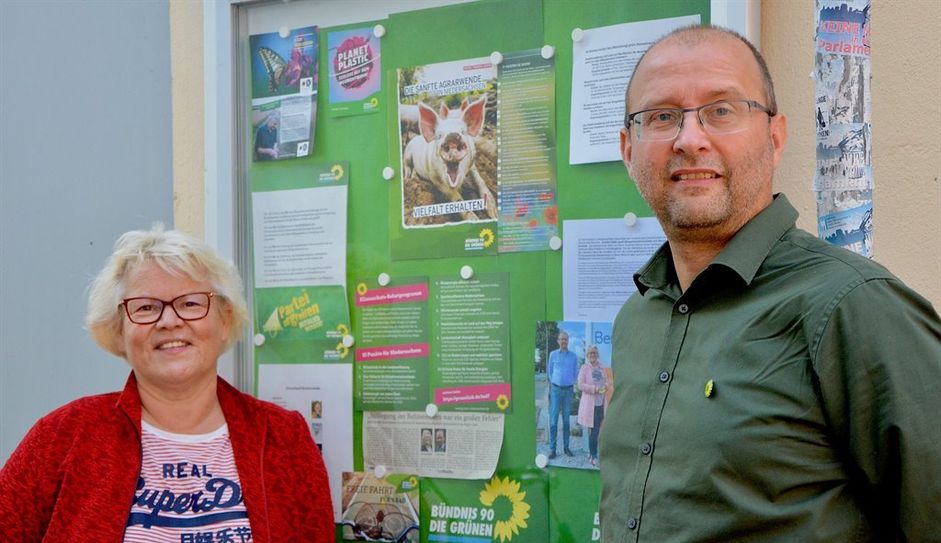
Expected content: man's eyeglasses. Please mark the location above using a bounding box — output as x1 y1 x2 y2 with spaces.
121 292 215 324
625 99 775 142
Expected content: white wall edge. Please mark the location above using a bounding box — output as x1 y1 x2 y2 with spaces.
711 0 761 47
203 0 235 259
204 0 239 385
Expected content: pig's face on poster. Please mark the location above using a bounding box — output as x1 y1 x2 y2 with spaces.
399 92 498 227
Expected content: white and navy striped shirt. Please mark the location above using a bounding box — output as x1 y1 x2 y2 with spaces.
123 422 252 543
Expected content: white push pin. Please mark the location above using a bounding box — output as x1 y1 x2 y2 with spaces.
382 166 395 180
373 24 386 38
490 51 503 65
624 212 638 227
571 28 584 42
460 265 474 280
342 334 355 348
374 465 387 478
541 45 555 59
378 272 391 286
549 235 562 251
278 26 290 39
425 403 439 417
535 454 549 468
809 70 815 79
253 333 266 346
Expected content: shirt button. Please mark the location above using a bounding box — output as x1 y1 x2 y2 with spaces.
659 371 670 383
677 303 689 314
640 442 652 455
627 517 638 530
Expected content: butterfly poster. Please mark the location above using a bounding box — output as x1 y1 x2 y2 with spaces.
249 26 319 161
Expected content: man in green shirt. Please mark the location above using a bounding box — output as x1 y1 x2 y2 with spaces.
598 25 941 542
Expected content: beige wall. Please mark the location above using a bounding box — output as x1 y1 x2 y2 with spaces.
763 0 941 308
170 0 941 309
169 0 205 238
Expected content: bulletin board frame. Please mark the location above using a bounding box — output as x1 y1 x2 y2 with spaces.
201 1 756 541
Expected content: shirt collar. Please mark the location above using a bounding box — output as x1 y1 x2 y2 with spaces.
115 371 263 435
634 194 799 294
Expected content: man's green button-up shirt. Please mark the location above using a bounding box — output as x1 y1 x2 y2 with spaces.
599 195 941 542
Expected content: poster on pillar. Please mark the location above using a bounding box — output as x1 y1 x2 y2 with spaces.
814 0 873 258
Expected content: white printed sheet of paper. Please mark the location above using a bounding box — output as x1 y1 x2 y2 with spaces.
363 411 504 480
251 184 347 288
568 14 700 165
257 363 354 522
562 217 666 322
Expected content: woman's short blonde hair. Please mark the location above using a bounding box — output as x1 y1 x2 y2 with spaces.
86 225 249 357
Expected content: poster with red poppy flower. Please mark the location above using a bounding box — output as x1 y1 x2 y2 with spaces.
495 49 559 253
327 27 382 117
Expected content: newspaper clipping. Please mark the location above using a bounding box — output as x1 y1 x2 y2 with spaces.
363 411 503 480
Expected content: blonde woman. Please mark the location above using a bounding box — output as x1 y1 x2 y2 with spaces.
577 345 609 466
0 226 334 542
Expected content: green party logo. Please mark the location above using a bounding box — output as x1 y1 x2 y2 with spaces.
480 475 530 542
427 475 531 542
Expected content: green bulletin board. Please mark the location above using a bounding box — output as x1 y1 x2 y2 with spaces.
245 1 711 541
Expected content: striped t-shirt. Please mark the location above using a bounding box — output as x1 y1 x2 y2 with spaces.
123 421 252 543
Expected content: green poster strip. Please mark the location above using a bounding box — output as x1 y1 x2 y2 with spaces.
496 49 558 253
430 273 511 413
549 471 601 543
353 277 430 411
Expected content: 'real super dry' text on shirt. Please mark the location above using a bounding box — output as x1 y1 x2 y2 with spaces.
124 422 252 543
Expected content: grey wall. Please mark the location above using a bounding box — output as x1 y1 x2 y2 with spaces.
0 0 173 464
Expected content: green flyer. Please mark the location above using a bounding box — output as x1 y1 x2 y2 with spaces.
430 273 512 413
253 285 351 363
353 277 430 410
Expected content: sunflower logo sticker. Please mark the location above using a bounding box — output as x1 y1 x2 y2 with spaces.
331 163 345 180
496 394 510 411
479 475 530 542
479 228 495 248
356 282 368 296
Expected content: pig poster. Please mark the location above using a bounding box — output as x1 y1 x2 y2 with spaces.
397 58 499 232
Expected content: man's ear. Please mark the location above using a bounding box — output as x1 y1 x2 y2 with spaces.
769 112 788 168
619 127 633 167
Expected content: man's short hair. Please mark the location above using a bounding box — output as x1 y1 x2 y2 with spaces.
625 25 777 116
